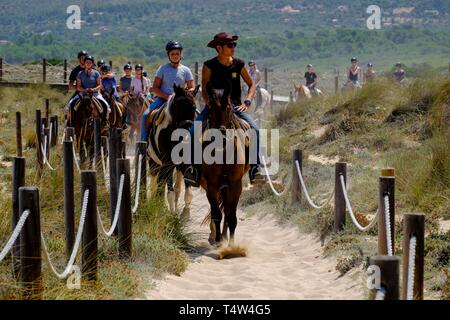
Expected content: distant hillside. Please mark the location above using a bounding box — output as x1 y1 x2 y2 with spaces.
0 0 448 68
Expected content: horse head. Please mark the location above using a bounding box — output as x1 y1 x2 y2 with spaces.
169 84 200 130
206 81 233 134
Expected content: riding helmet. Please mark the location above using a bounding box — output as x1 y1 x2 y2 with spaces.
166 41 183 52
307 64 313 68
351 57 358 62
143 71 148 77
101 64 111 72
84 55 95 63
367 62 373 67
77 50 88 59
395 62 402 67
123 63 132 70
248 60 256 66
135 63 143 70
97 59 105 68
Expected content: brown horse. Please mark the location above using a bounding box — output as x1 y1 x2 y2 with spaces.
102 88 126 129
201 81 251 245
122 92 150 144
69 93 106 163
147 84 200 214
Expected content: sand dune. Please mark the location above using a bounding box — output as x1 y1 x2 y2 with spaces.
145 188 364 300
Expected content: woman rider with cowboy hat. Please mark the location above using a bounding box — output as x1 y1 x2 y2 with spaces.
182 32 264 186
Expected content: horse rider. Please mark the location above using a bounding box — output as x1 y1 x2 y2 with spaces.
248 60 263 108
68 50 88 98
100 64 120 101
97 59 106 70
66 55 110 121
365 63 376 82
346 57 362 88
119 63 133 96
130 63 149 97
304 64 318 95
142 70 153 99
182 32 264 187
140 41 195 142
394 62 406 83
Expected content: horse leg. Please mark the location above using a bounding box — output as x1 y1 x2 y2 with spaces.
174 170 183 211
220 186 229 242
206 186 223 245
166 170 176 212
183 183 193 218
227 180 242 245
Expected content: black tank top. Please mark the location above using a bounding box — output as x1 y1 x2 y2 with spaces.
349 68 359 81
204 57 245 106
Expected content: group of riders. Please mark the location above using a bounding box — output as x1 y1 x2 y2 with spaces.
66 32 265 187
300 57 407 94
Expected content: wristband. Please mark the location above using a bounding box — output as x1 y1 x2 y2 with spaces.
244 99 252 106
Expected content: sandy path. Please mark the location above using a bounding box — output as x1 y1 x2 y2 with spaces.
145 187 364 300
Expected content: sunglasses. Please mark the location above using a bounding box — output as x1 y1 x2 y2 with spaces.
225 42 237 48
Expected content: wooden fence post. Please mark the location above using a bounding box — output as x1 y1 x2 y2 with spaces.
270 90 274 112
63 140 75 262
195 61 199 86
0 57 3 82
369 255 400 300
50 115 57 147
35 109 43 168
117 159 132 258
291 149 302 203
264 67 268 90
81 170 98 281
109 128 121 234
42 58 46 83
334 162 347 232
16 111 22 157
19 187 42 300
93 118 101 164
289 91 293 103
63 59 67 83
378 176 395 255
402 213 425 300
12 156 25 280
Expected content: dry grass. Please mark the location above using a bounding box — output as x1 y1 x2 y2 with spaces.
0 86 190 299
242 76 450 299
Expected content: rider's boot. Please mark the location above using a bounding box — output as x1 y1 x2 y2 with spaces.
249 164 265 184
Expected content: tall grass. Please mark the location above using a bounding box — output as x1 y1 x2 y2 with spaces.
0 85 190 299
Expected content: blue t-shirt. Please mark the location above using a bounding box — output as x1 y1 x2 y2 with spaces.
120 76 132 91
102 77 119 98
77 69 101 89
155 63 193 96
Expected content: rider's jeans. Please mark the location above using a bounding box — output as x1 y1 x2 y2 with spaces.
140 97 167 141
188 107 260 165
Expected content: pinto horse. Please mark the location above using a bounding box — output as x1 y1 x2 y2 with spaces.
201 81 251 246
122 92 150 144
147 84 200 214
69 93 107 163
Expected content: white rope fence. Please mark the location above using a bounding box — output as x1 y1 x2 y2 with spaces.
40 189 89 279
97 173 124 237
406 235 417 300
375 287 386 300
384 195 393 256
40 135 56 171
261 155 292 196
100 145 109 189
132 154 143 214
69 137 81 173
0 210 31 263
339 174 379 231
296 160 334 209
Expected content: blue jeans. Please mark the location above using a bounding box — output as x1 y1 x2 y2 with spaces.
189 107 260 165
140 97 167 141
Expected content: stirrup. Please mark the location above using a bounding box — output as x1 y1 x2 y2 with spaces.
183 166 200 188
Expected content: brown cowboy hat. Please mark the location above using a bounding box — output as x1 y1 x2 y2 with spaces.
207 32 239 48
